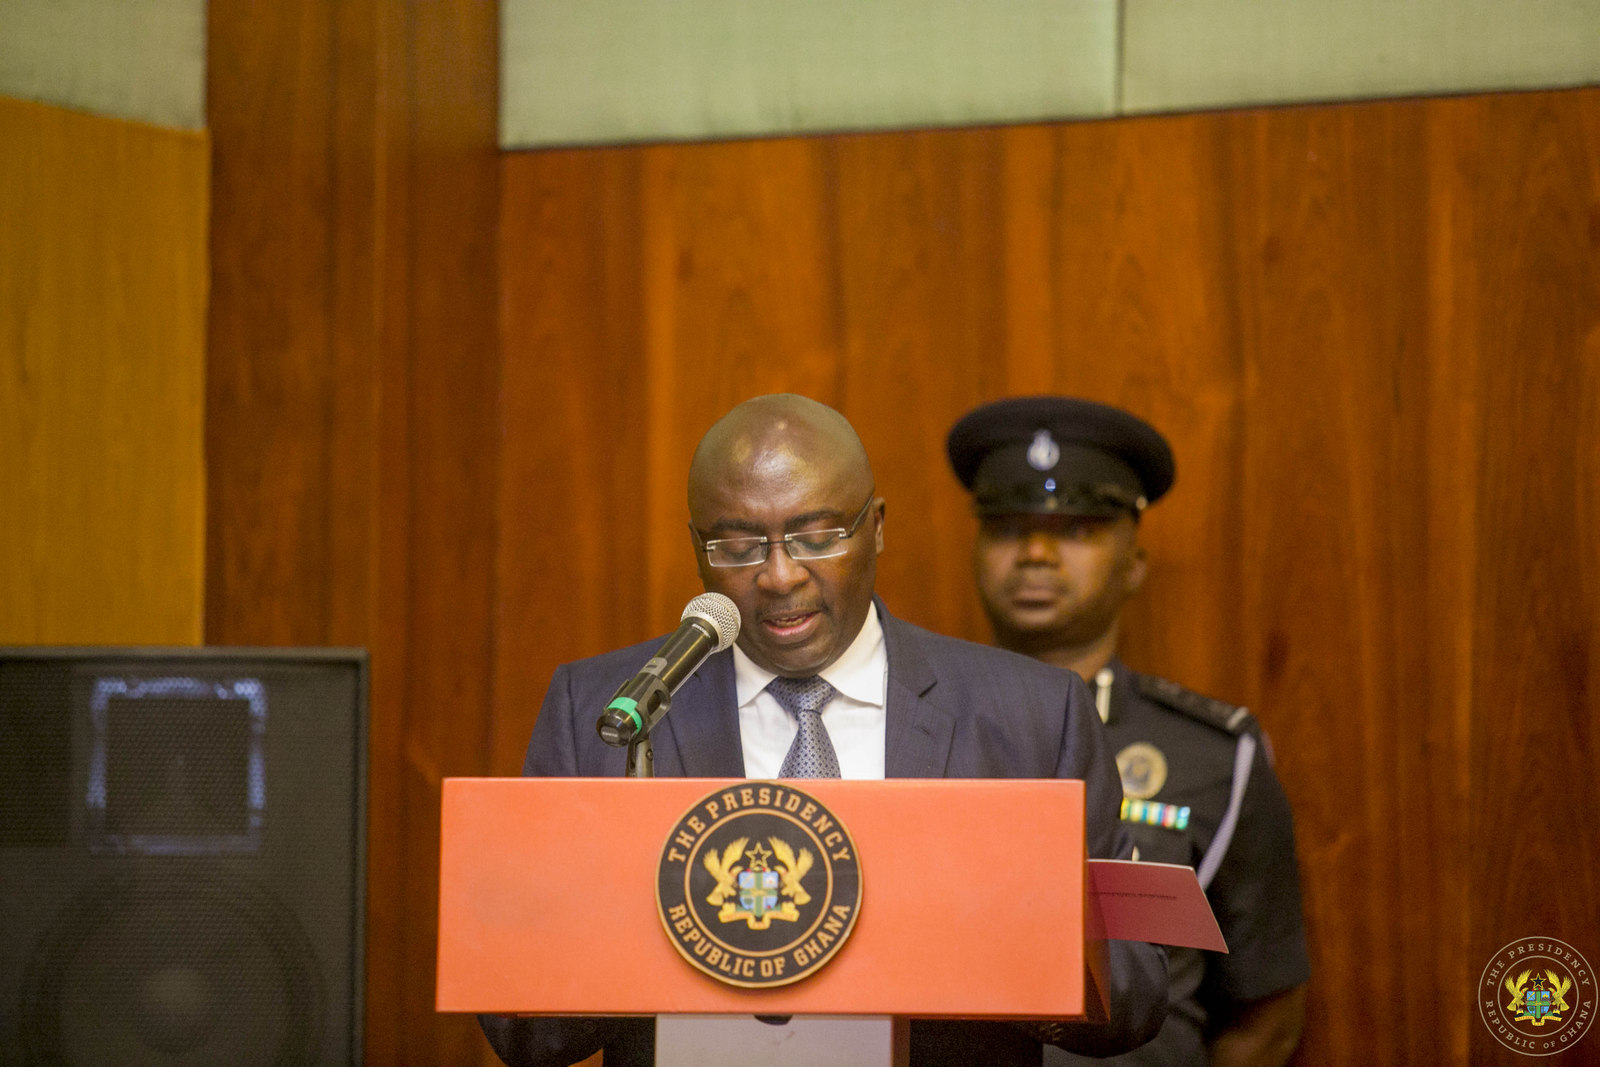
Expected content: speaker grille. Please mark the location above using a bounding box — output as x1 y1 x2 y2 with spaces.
18 866 322 1066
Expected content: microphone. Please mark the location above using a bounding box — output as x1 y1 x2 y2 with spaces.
596 593 741 747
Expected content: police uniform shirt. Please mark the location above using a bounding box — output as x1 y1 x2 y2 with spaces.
1049 661 1310 1067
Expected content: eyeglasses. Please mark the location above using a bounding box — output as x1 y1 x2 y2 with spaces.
692 492 877 568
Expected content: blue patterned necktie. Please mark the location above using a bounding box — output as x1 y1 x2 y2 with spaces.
767 675 841 778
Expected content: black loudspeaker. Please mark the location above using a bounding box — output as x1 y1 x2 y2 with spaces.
0 647 367 1067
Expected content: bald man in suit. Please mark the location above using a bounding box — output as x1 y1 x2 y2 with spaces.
481 394 1167 1066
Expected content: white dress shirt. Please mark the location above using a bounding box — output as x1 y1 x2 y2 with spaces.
732 603 887 779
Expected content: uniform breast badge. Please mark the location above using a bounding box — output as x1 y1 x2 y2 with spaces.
1115 741 1168 799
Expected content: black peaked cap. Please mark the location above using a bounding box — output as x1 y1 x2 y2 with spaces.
945 396 1175 517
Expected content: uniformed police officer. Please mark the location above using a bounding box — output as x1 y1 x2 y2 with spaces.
946 396 1310 1067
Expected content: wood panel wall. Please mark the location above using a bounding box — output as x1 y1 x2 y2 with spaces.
208 12 1600 1056
0 97 207 646
495 91 1600 1067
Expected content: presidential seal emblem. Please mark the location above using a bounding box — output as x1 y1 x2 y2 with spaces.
1479 937 1594 1056
657 783 862 988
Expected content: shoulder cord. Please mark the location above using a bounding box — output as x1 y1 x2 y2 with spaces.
1195 732 1256 891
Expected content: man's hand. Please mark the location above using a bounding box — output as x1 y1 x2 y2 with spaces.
1208 984 1307 1067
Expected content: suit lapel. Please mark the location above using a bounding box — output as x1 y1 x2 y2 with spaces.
879 604 956 778
652 605 953 779
655 649 745 777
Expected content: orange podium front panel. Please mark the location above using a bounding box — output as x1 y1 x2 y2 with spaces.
437 778 1092 1019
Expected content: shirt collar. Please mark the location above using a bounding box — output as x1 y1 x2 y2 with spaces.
733 602 886 708
1097 658 1127 724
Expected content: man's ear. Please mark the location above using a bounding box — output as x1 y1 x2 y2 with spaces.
1126 544 1149 596
873 499 886 555
688 522 713 583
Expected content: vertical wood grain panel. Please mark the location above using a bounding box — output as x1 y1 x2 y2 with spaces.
207 2 498 1064
497 147 650 773
1419 102 1483 1066
401 2 501 1061
0 96 207 645
834 128 1006 638
1456 91 1600 1065
1224 100 1453 1063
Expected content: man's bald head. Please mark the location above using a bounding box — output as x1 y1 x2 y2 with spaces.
688 394 873 515
686 394 884 677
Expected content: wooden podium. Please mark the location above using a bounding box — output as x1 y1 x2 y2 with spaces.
437 777 1105 1022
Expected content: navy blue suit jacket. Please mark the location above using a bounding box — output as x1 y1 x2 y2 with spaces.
482 602 1167 1066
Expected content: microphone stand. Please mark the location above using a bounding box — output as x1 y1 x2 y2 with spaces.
626 728 655 778
601 674 672 778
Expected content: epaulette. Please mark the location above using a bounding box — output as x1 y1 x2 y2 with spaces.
1134 673 1256 736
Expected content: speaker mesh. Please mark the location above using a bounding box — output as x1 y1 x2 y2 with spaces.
100 693 255 843
18 866 321 1065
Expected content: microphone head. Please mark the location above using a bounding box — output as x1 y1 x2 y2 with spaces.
682 593 741 651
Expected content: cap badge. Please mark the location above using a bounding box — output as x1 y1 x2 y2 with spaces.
1026 430 1060 472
